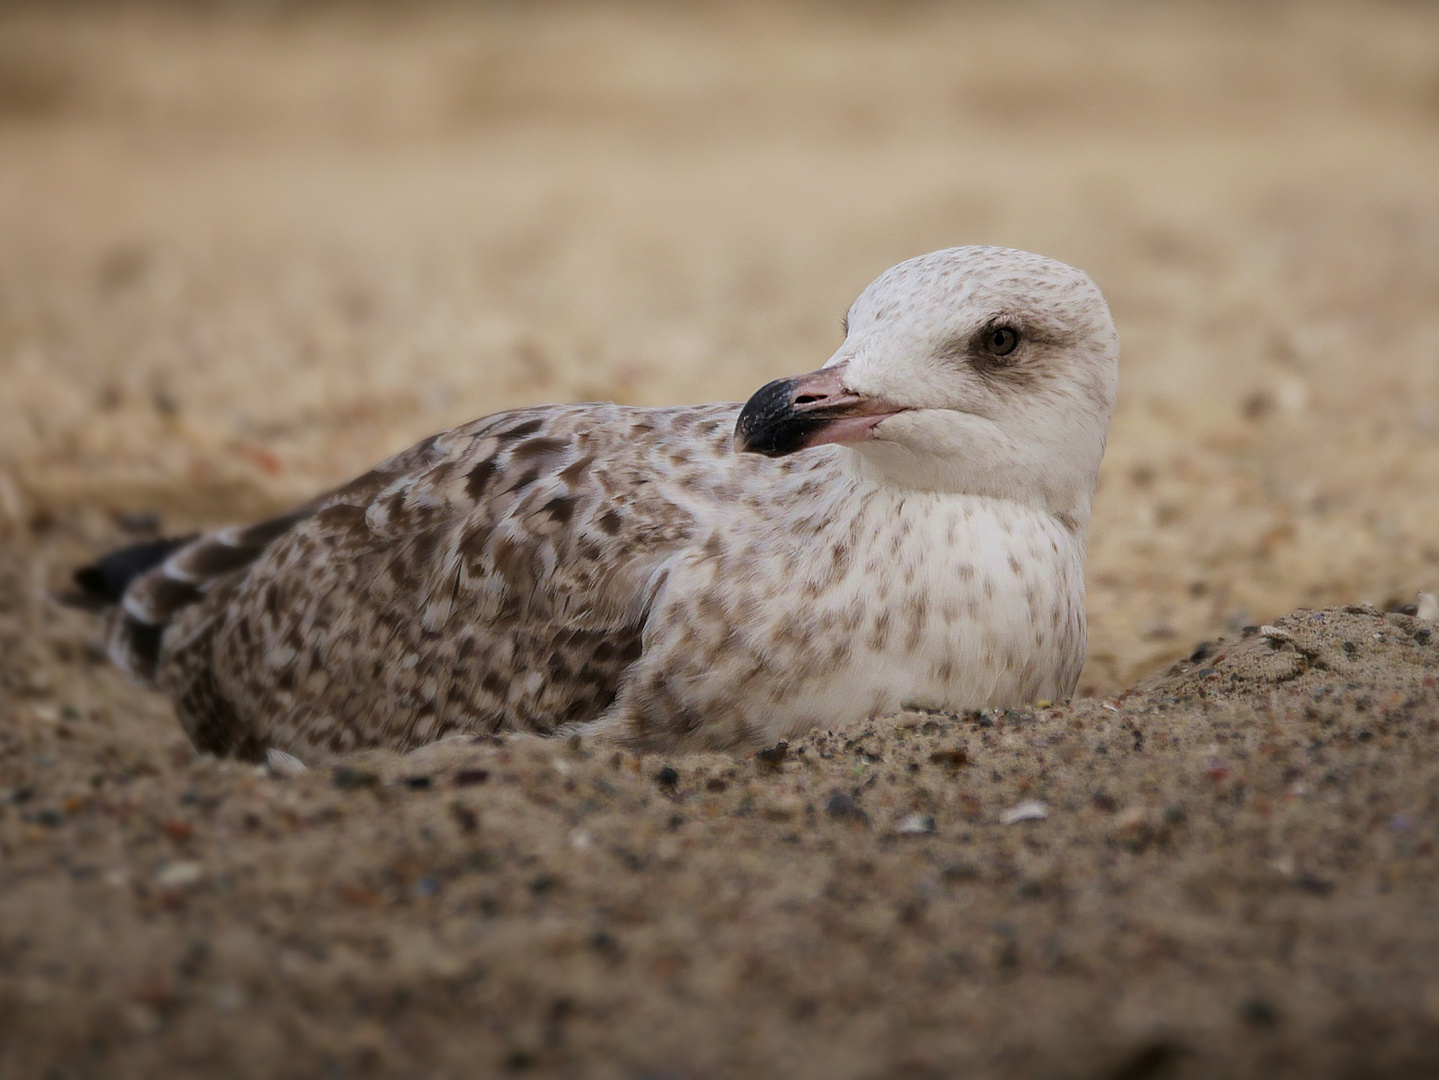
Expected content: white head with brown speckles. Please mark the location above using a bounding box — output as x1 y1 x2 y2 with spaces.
734 246 1118 527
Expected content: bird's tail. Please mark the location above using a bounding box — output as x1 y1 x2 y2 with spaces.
60 508 310 688
64 537 196 612
59 432 448 690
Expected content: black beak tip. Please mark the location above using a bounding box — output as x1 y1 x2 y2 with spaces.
735 377 826 457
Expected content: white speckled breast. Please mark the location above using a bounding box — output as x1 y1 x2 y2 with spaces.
588 459 1088 751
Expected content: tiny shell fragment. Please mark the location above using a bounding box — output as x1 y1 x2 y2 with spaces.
1000 801 1048 825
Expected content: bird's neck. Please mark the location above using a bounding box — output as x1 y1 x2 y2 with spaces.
836 445 1093 539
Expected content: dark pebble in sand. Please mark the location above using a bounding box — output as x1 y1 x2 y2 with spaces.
1111 1041 1187 1080
655 766 680 789
755 742 789 774
929 748 969 769
454 769 490 787
162 820 193 842
588 931 620 956
1238 998 1280 1027
403 775 432 791
825 792 868 825
449 802 478 833
502 1049 535 1072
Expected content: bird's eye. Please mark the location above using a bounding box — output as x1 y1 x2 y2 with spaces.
984 326 1020 357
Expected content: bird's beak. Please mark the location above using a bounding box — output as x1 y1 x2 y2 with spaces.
733 362 905 457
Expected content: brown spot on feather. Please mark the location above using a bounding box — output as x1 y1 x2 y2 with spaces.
540 495 577 526
466 458 499 500
498 418 545 440
558 454 595 484
510 436 569 463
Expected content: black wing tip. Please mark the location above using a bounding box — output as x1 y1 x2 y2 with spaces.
65 535 196 609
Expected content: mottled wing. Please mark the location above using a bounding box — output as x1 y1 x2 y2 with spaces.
116 403 740 761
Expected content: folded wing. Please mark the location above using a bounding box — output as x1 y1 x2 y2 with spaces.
105 402 739 761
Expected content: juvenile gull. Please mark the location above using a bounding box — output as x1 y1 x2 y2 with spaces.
73 247 1118 761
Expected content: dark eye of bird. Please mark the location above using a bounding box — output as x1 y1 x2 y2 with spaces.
985 326 1019 357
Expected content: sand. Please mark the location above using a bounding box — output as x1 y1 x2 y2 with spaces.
1 2 1438 1076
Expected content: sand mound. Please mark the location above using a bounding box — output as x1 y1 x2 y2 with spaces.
3 602 1435 1078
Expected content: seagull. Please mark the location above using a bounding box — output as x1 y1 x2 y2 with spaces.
71 246 1118 762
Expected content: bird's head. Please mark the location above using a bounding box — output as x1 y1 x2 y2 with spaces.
734 246 1119 527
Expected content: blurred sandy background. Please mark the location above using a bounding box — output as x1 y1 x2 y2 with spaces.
2 3 1439 1077
2 0 1437 690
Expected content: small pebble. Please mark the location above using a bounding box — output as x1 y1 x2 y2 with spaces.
155 861 204 888
894 814 936 835
1238 998 1280 1028
1296 875 1334 896
929 748 969 769
755 741 789 774
449 802 479 833
162 820 193 842
210 983 245 1014
1000 800 1048 825
825 792 869 825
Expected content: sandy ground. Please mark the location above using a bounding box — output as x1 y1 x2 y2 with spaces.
1 2 1438 1076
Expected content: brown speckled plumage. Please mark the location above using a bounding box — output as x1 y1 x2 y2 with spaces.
117 404 754 760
